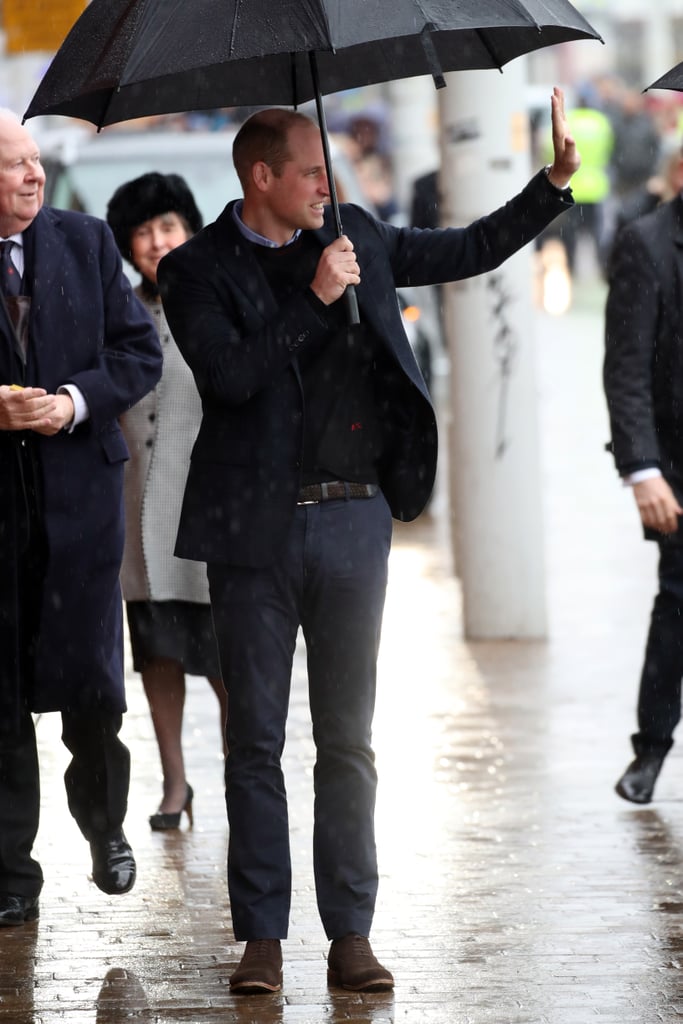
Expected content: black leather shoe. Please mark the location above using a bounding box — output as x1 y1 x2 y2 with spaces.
90 829 136 895
615 754 666 804
0 894 40 927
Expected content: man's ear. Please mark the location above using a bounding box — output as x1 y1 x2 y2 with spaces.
252 161 272 192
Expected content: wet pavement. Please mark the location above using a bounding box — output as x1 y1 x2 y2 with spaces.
3 278 683 1022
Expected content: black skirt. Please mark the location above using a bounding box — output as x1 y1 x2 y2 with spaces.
126 600 221 678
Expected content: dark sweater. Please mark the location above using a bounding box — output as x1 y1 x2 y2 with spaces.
251 233 383 485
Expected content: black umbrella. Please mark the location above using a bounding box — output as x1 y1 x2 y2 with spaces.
24 0 601 322
646 63 683 93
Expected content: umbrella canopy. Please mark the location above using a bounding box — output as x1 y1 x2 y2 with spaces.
24 0 600 323
646 63 683 93
25 0 601 128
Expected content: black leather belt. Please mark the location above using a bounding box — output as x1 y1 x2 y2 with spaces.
297 481 378 504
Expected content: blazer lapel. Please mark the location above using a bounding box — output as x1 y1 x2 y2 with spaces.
213 205 280 322
0 209 66 382
28 208 66 316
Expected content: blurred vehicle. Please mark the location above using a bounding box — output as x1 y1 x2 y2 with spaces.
39 128 241 223
38 126 440 387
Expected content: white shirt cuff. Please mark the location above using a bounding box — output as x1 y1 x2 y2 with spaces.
57 384 89 433
623 467 662 487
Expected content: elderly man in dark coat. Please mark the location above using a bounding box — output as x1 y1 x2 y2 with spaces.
0 111 161 925
604 149 683 804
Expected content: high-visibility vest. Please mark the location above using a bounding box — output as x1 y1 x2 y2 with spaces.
545 107 614 204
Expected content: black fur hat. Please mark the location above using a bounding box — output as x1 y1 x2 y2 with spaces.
106 172 203 264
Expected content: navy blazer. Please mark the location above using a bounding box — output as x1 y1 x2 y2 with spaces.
159 171 571 568
0 206 161 722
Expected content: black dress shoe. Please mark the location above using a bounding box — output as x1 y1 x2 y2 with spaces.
90 829 136 895
0 894 40 927
615 754 666 804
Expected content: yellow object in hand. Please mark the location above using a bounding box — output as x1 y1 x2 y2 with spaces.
9 384 24 391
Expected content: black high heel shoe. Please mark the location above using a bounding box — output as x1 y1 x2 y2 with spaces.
149 784 194 831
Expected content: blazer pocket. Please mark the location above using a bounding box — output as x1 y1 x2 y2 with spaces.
99 423 130 464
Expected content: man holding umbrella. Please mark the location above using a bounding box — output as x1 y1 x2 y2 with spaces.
158 87 579 994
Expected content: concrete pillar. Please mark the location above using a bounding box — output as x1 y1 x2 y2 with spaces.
440 61 548 639
386 76 439 213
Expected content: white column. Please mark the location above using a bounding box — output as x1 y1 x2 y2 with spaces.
440 61 548 639
386 76 439 213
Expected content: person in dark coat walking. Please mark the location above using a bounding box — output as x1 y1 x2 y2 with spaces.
0 111 162 925
604 148 683 804
158 89 579 995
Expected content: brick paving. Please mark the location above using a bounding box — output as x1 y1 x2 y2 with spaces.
2 279 683 1022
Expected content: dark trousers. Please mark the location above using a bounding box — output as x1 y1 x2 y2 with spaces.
208 492 393 941
0 707 131 898
635 543 683 754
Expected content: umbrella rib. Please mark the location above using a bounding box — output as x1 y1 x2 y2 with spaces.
475 29 506 72
228 0 243 56
500 0 540 30
97 88 119 131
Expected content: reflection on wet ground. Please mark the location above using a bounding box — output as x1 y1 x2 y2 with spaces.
2 282 683 1021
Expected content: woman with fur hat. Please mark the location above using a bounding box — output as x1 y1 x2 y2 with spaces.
107 173 226 830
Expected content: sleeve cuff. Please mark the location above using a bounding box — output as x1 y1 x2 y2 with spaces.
623 467 663 487
543 165 573 195
58 384 89 433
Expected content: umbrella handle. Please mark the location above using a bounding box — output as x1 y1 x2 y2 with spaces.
309 51 360 327
345 285 359 324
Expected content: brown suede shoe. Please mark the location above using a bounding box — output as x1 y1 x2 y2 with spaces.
327 934 394 992
229 939 283 994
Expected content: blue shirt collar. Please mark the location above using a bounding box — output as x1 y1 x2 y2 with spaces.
232 200 302 248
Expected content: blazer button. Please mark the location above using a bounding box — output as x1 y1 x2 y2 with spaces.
146 439 153 448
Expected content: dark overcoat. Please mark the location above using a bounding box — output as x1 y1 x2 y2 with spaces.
0 206 161 724
604 194 683 541
158 171 572 568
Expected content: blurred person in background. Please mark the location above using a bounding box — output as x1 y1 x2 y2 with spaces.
355 150 400 222
601 85 662 259
107 174 226 831
608 88 662 202
604 144 683 805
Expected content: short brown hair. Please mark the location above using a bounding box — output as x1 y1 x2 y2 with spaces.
232 108 318 191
